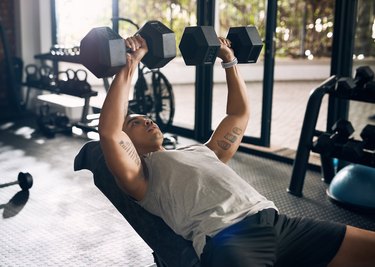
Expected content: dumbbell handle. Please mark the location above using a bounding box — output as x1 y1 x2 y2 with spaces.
0 172 33 190
0 181 18 188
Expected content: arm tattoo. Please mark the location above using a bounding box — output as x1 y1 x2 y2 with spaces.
224 132 237 143
224 127 243 143
217 140 231 150
217 127 243 151
119 140 141 166
232 127 242 135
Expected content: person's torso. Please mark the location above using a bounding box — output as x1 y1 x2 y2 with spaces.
138 144 277 257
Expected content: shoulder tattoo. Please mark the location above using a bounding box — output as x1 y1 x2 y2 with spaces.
119 140 141 166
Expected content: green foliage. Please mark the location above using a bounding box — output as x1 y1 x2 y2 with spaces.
276 0 335 58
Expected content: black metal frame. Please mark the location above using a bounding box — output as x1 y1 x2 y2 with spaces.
244 0 277 147
321 0 358 179
328 0 358 139
287 76 337 196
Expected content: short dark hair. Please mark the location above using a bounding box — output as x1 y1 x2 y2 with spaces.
126 107 136 116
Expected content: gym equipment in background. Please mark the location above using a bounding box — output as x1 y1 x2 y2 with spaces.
313 119 354 156
288 65 375 197
36 103 72 138
327 164 375 212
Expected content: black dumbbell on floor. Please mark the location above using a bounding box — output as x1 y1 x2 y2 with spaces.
80 21 176 78
313 119 355 156
178 25 263 65
0 172 33 191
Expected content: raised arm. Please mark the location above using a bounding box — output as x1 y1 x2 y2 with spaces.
98 35 148 201
205 37 250 163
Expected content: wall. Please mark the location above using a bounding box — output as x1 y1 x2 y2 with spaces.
14 0 52 66
13 0 52 110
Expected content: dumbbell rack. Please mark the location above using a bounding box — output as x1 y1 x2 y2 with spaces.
24 53 100 133
287 73 375 197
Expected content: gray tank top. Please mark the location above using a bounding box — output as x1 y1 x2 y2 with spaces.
138 144 277 257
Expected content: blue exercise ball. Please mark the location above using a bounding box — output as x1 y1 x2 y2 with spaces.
327 164 375 211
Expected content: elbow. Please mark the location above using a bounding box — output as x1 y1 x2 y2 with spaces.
98 122 109 139
98 121 116 141
98 115 124 139
239 107 250 126
245 108 250 121
242 105 250 118
230 106 250 121
243 103 250 120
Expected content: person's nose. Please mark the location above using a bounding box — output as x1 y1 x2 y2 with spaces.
145 118 152 126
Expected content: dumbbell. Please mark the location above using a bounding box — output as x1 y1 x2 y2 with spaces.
80 20 176 78
0 172 33 191
363 80 375 99
179 25 263 65
313 119 354 156
335 66 374 96
342 140 364 161
361 124 375 151
341 124 375 161
25 64 39 86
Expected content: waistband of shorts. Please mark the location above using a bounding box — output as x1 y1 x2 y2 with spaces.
242 208 278 226
211 208 278 240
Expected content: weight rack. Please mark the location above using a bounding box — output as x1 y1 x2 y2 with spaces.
23 53 100 133
288 69 375 197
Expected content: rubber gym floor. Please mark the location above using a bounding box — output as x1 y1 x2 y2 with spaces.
1 111 375 266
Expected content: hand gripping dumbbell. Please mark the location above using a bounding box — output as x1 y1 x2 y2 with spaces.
79 21 176 78
178 25 263 65
0 172 33 191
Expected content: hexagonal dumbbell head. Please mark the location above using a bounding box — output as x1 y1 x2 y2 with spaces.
138 20 176 69
354 66 374 86
80 27 126 78
335 77 356 97
179 26 220 65
332 119 354 140
227 26 263 63
18 172 33 191
360 124 375 150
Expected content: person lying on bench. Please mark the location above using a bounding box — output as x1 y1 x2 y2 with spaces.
98 34 375 267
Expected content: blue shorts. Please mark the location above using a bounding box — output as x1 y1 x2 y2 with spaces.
200 209 346 267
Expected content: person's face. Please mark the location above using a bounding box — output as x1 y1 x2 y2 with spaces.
123 114 164 153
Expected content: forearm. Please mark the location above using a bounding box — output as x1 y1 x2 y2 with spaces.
225 65 250 118
98 65 137 137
